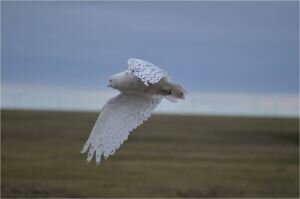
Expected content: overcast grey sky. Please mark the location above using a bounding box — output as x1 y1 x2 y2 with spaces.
1 1 299 116
2 1 299 94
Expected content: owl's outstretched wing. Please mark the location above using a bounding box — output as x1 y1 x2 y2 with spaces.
81 93 162 165
128 58 169 86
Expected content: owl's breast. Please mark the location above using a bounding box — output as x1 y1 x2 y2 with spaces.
115 71 148 94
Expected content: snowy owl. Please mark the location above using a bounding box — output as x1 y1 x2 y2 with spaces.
81 58 186 165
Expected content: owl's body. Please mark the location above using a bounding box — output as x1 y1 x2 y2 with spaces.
108 70 150 94
110 69 184 101
81 58 186 165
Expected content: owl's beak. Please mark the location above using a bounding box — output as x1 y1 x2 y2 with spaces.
107 79 112 87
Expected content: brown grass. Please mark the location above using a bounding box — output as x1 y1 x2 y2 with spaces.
1 109 299 198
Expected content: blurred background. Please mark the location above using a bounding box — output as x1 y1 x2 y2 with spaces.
1 1 299 198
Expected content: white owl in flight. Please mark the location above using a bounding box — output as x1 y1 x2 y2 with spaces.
81 58 186 165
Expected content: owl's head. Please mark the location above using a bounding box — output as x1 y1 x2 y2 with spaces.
107 70 129 91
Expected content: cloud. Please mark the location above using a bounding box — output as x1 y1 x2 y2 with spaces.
2 1 299 94
2 83 298 117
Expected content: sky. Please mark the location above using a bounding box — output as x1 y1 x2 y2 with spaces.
1 1 299 116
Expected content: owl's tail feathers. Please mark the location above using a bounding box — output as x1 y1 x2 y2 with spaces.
160 82 186 103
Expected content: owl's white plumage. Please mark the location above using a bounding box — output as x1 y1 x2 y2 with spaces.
128 58 169 86
81 58 186 165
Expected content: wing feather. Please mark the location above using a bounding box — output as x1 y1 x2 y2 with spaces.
81 93 162 165
128 58 168 86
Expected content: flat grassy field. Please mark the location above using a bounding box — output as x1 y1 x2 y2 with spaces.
1 109 299 198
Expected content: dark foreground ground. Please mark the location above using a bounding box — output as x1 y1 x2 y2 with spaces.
1 109 299 198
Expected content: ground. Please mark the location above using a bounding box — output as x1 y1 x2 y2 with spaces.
1 109 299 198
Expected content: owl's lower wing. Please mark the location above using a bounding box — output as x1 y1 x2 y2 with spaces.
81 93 162 165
